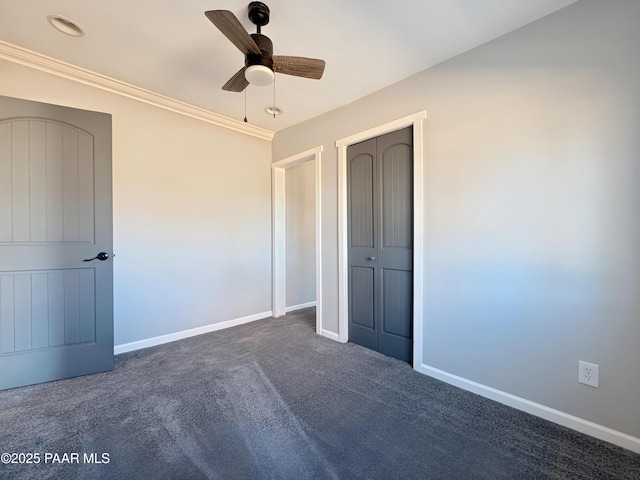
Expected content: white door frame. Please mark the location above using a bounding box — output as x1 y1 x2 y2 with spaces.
272 146 325 336
336 111 427 366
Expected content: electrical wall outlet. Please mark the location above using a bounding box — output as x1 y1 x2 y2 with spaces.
578 361 599 388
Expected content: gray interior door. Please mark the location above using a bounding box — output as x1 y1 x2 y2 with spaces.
348 127 413 362
0 95 113 390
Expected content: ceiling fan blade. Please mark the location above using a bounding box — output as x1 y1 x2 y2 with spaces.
222 67 249 92
273 56 326 80
205 10 261 55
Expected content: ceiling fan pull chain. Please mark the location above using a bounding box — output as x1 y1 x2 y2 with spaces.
244 88 248 123
272 75 276 118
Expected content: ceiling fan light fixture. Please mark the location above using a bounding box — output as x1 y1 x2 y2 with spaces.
245 64 274 86
47 14 85 37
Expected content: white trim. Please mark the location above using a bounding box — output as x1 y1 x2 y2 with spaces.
0 41 273 141
114 311 273 355
318 329 340 342
314 149 323 337
417 363 640 454
272 146 322 168
335 111 427 355
272 146 324 336
285 301 317 313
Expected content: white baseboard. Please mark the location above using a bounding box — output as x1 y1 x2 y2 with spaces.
114 311 273 355
318 329 341 342
285 301 317 313
416 363 640 454
283 301 340 342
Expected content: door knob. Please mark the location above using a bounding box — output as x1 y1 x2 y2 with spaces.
368 256 376 261
83 252 109 262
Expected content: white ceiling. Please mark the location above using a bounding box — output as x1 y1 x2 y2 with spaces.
1 0 577 133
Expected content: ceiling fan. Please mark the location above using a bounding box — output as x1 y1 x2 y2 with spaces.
205 2 326 92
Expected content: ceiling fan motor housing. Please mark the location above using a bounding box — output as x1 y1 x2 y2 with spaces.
248 2 270 28
246 33 273 69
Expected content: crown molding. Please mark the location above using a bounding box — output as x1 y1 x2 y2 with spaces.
0 41 274 141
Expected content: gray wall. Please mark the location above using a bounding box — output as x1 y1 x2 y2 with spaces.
285 160 316 308
0 59 273 347
273 0 640 438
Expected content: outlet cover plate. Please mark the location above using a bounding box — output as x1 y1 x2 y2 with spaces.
578 361 599 388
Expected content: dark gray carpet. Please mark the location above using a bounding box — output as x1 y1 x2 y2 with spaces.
1 308 639 480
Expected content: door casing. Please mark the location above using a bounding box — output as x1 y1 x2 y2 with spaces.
336 111 427 367
272 146 327 338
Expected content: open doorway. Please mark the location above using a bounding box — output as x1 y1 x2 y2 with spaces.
285 160 316 313
272 146 331 339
